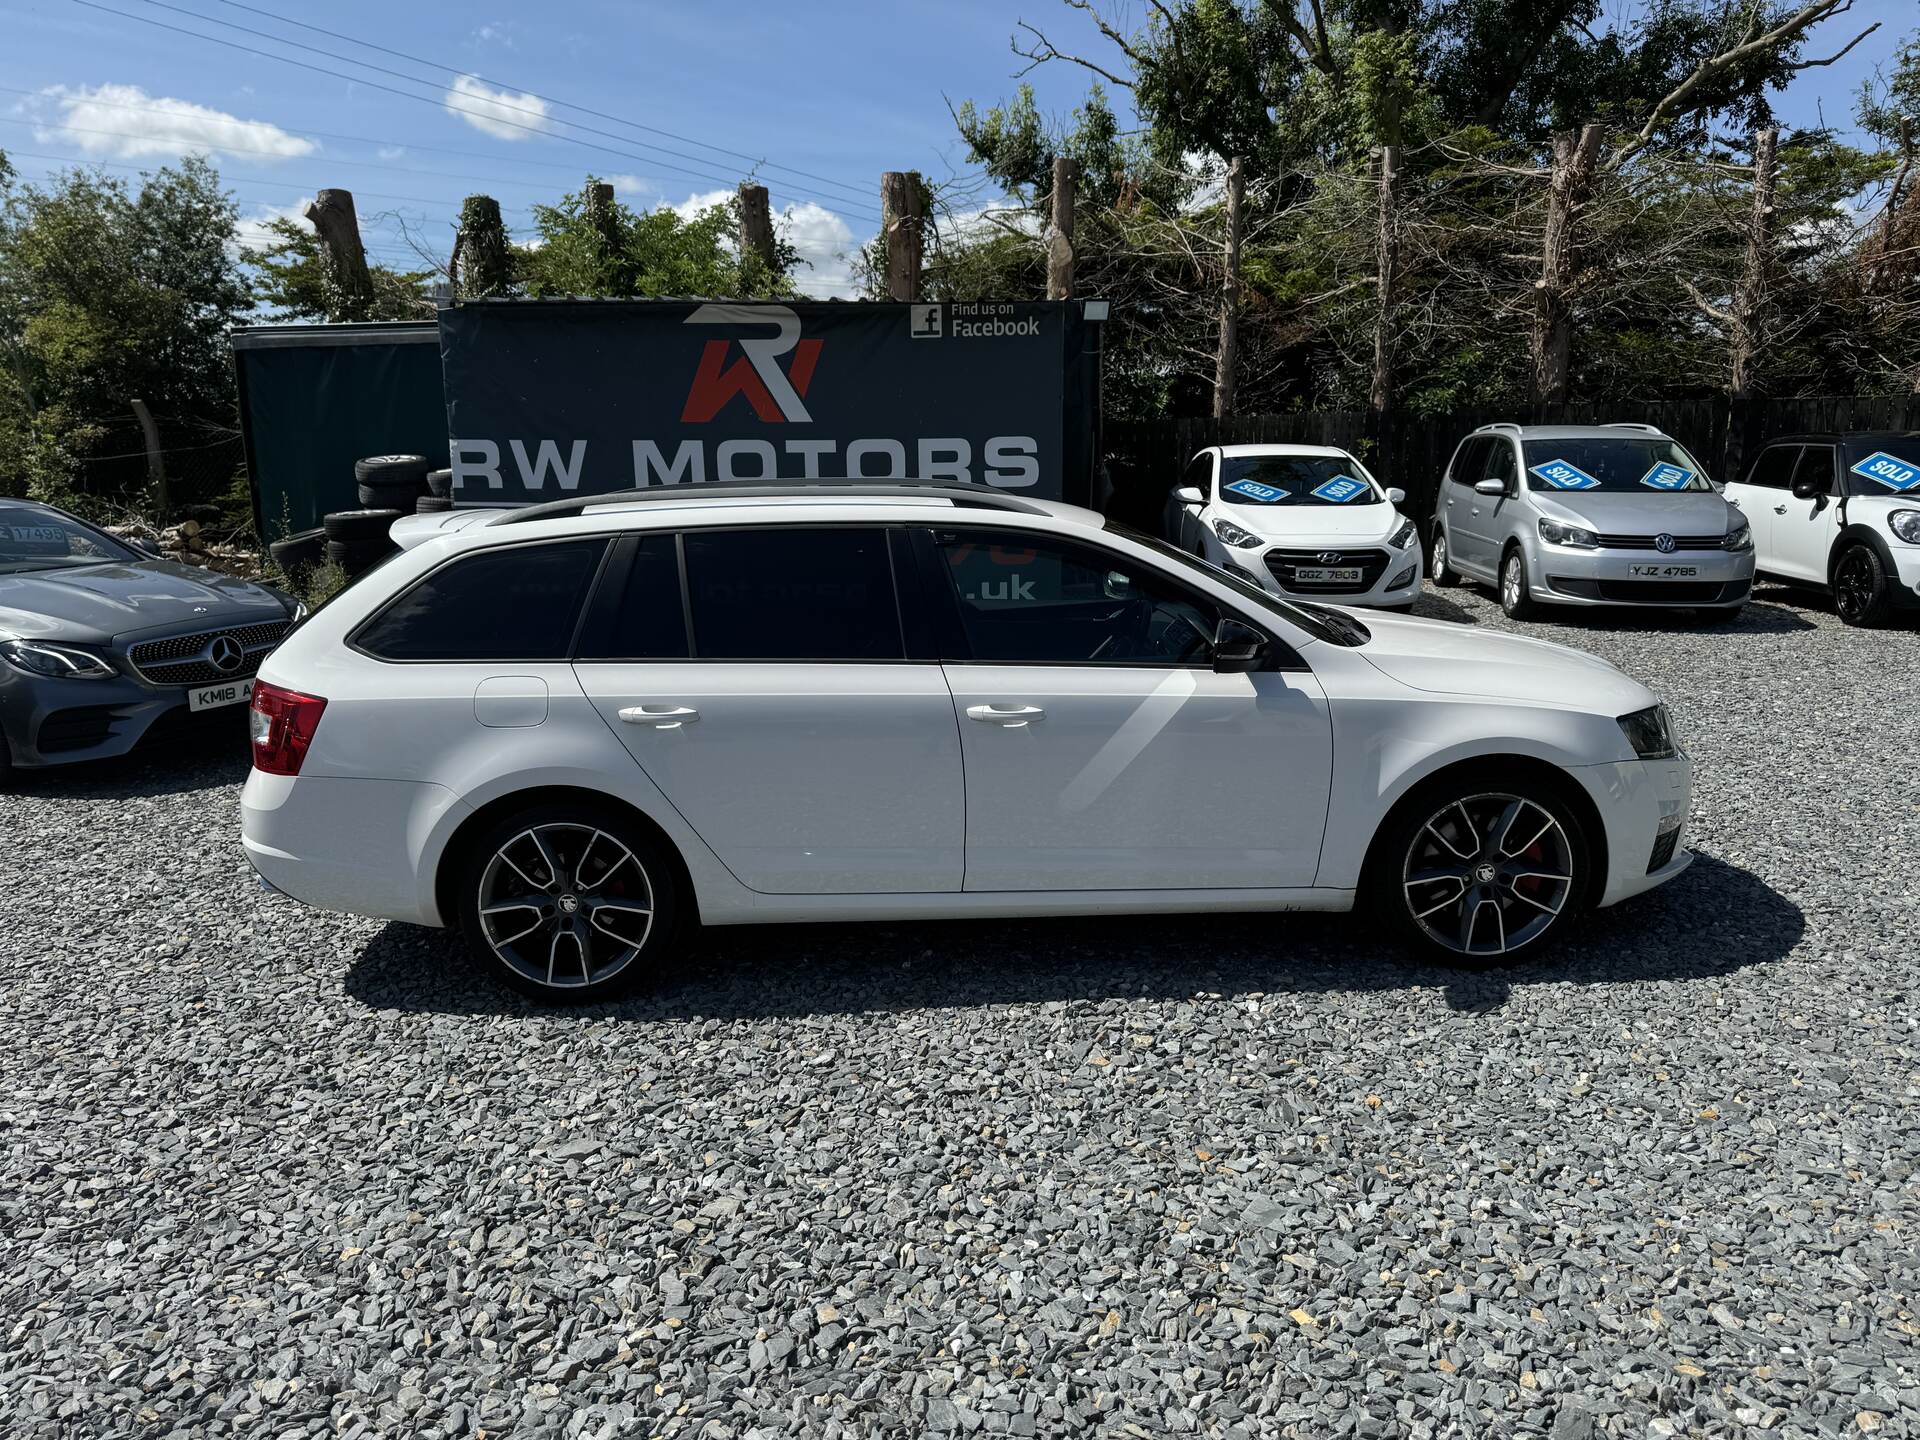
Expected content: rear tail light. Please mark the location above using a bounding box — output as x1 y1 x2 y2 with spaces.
249 681 327 775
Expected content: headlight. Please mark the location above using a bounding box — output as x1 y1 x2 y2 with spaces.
1722 518 1753 552
1538 518 1598 548
1889 510 1920 545
0 638 116 679
1388 518 1417 550
1212 518 1264 549
1617 704 1677 761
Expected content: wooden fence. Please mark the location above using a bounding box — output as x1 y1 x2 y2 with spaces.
1103 395 1920 531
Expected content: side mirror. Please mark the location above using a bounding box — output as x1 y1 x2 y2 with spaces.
1790 478 1823 501
1212 617 1266 674
1387 487 1407 505
131 537 164 558
1474 477 1508 497
1175 485 1205 505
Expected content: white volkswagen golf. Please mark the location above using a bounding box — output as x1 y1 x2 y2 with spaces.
242 483 1692 1001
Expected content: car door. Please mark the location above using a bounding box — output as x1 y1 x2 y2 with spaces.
1439 437 1490 575
1723 443 1798 568
572 527 965 894
1456 437 1516 575
1774 444 1842 583
920 526 1332 892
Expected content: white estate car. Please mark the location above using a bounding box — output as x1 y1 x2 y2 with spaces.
242 483 1692 1002
1169 444 1424 610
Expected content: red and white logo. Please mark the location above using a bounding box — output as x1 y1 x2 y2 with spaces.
680 304 822 424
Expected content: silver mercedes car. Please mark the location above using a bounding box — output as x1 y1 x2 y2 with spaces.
1429 423 1755 620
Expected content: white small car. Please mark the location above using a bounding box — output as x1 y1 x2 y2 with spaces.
243 483 1692 1002
1169 444 1424 611
1721 431 1920 626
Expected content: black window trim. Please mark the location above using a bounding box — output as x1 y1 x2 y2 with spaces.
914 522 1307 672
347 534 615 665
573 521 923 667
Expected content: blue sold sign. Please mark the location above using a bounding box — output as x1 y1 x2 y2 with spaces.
1849 451 1920 492
1312 476 1368 503
1530 459 1602 491
1639 462 1695 491
1223 478 1288 502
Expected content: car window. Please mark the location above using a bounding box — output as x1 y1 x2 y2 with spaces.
682 527 903 661
1791 445 1837 496
1447 439 1488 488
1482 439 1518 488
1216 454 1380 506
1743 445 1799 490
1520 438 1713 493
575 534 691 660
1844 438 1920 497
355 539 608 661
1180 454 1212 491
933 529 1220 666
0 505 139 572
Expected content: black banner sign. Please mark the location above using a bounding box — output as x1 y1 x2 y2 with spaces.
438 300 1101 506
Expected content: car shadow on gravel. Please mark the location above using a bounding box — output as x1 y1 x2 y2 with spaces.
1407 591 1480 625
345 852 1801 1021
3 731 249 799
1526 599 1816 635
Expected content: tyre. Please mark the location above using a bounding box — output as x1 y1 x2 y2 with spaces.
415 494 454 513
322 508 404 543
1499 547 1538 620
354 453 431 485
454 804 681 1003
268 527 326 574
1832 542 1893 627
426 467 453 498
358 479 422 509
1367 768 1593 964
325 538 394 574
1429 526 1459 588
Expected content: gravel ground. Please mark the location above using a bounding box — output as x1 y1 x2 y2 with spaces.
3 579 1917 1440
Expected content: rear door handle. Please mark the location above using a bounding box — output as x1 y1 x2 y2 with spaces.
966 703 1044 728
619 705 699 728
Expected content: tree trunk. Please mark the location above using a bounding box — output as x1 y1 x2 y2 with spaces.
881 171 923 302
130 399 168 518
455 194 514 300
1046 157 1078 300
1368 145 1401 420
737 183 779 279
1728 127 1777 398
1213 156 1244 420
302 189 375 323
1531 123 1605 404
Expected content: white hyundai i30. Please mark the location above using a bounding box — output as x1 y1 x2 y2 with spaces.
243 483 1692 1001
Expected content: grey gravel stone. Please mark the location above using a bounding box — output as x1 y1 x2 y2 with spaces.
2 581 1917 1439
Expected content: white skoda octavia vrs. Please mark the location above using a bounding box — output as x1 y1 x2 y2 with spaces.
242 483 1693 1002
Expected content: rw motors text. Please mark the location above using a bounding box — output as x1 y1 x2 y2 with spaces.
451 435 1043 492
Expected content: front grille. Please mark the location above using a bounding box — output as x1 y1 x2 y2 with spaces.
1593 533 1725 551
1264 547 1391 592
128 619 290 687
36 705 122 754
1591 579 1749 604
1646 829 1680 874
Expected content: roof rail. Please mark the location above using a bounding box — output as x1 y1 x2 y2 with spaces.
1480 422 1524 434
1602 422 1665 434
484 479 1052 526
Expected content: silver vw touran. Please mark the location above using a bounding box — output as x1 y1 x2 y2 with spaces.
1429 423 1756 620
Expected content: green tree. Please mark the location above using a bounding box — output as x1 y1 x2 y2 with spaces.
244 216 434 322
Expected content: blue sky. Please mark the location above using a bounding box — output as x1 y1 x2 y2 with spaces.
1 0 1912 296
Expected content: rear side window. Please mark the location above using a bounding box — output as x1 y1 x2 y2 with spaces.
355 539 607 661
682 528 903 661
1448 438 1488 486
1744 446 1799 489
575 535 690 660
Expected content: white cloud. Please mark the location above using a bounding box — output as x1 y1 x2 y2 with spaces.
669 188 734 222
377 145 407 161
445 74 550 141
231 199 313 253
32 83 316 162
668 190 868 298
476 23 515 47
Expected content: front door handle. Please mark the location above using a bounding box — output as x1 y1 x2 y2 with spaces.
966 703 1044 728
1773 504 1788 514
619 705 699 729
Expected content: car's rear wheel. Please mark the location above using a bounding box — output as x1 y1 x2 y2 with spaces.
1371 777 1591 964
455 805 680 1002
1429 527 1458 588
1499 548 1539 620
1832 543 1892 627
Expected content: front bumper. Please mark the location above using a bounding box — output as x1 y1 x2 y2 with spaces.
1572 751 1693 908
1527 540 1755 609
0 666 244 768
1886 542 1920 608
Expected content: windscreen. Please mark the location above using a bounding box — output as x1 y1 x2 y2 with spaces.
1217 455 1381 507
1844 439 1920 498
1520 438 1712 494
0 506 138 572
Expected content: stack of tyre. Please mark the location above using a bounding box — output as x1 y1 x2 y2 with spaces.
322 455 454 577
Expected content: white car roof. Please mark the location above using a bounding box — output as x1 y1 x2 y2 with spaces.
1211 443 1354 459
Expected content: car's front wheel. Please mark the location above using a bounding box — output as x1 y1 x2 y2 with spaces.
455 804 680 1002
1370 774 1592 964
1832 542 1893 627
1499 548 1539 620
1429 527 1459 588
